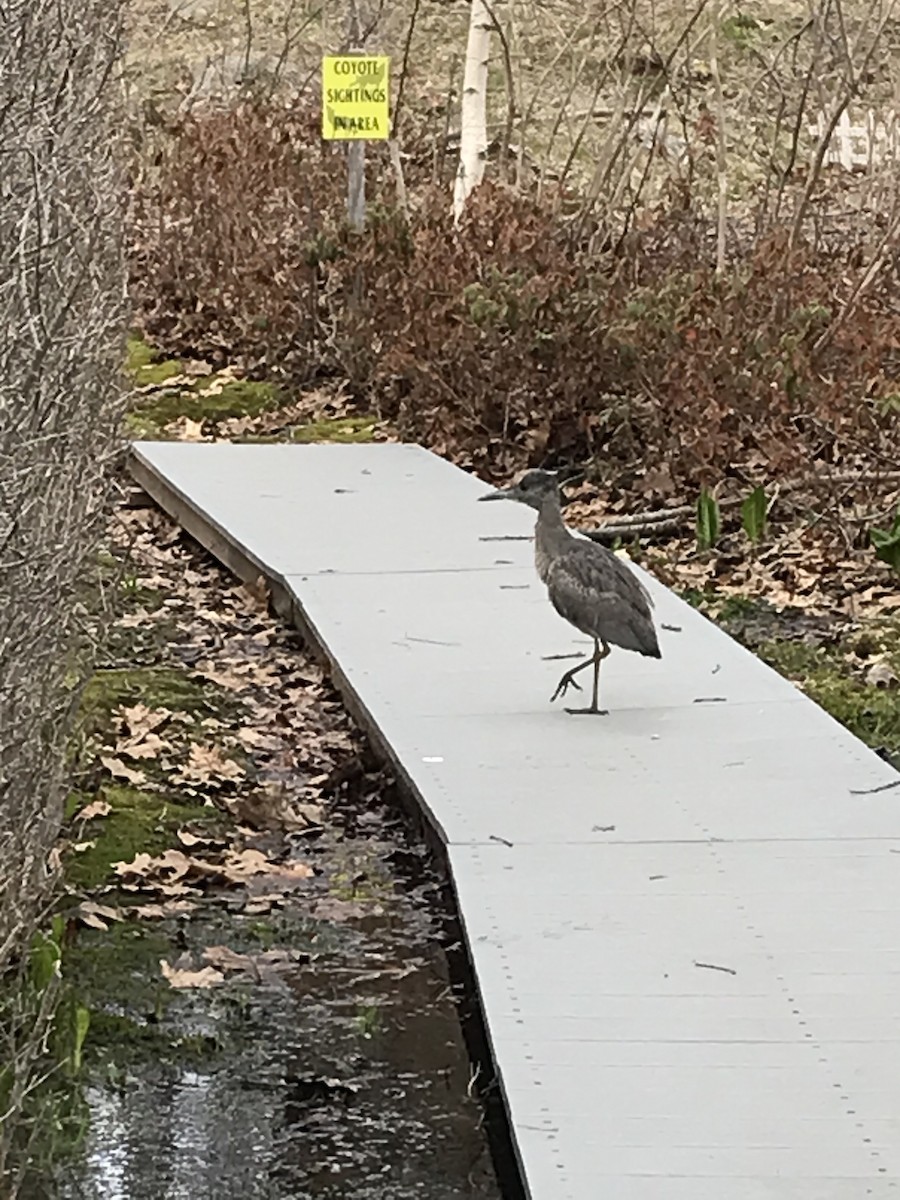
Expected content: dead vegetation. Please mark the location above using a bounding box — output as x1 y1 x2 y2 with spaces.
126 1 900 502
68 499 375 926
131 96 899 494
0 0 126 1188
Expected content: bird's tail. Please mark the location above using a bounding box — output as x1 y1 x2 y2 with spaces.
639 625 662 659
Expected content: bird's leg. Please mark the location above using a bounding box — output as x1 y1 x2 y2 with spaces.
550 655 593 702
565 640 611 716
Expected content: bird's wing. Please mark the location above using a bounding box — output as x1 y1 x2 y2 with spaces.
545 543 657 651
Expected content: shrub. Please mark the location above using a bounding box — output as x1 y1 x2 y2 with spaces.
130 100 897 497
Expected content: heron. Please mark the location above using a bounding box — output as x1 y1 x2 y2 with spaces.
479 469 661 714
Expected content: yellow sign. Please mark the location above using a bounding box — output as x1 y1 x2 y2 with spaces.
322 56 390 141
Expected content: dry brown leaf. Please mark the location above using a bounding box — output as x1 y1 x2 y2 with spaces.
77 901 123 930
195 660 279 691
184 359 214 376
78 911 110 931
160 959 224 989
171 416 205 441
134 373 196 393
157 881 202 897
225 784 321 833
114 852 155 877
220 848 313 886
202 945 254 972
193 663 246 691
155 849 193 880
100 756 147 786
235 726 272 749
177 828 225 849
866 660 897 689
202 944 301 980
245 863 316 897
72 840 97 853
119 731 169 761
279 688 313 711
175 744 244 785
195 366 238 395
131 900 195 919
77 799 111 821
117 609 156 629
120 703 171 738
219 848 272 881
313 897 374 922
236 576 271 613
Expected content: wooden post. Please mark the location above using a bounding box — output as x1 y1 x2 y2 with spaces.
347 0 365 232
347 137 366 233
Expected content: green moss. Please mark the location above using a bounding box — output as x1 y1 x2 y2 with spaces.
76 666 219 741
66 785 212 889
715 595 772 622
66 665 230 888
243 920 277 948
126 335 157 373
129 377 283 436
125 409 173 439
85 1011 169 1057
67 666 233 841
137 359 183 387
721 11 761 48
78 549 164 616
678 586 711 610
290 415 377 444
126 335 369 442
756 639 822 677
125 334 285 433
64 922 173 1039
85 1010 221 1068
328 844 394 902
758 631 900 756
126 335 182 386
678 588 773 623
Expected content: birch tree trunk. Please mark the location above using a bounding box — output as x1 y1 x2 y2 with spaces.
453 0 492 222
346 0 366 232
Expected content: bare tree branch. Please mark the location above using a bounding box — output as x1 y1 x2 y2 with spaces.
0 0 126 1187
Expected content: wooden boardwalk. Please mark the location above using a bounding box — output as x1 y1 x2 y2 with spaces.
132 441 900 1199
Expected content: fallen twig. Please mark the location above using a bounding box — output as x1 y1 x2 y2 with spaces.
849 779 900 796
694 960 737 975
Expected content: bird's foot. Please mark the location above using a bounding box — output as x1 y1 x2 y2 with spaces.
564 705 608 716
550 675 582 703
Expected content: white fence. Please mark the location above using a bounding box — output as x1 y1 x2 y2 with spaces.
808 109 900 170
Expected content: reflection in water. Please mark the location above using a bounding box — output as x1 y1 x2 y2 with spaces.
58 873 501 1199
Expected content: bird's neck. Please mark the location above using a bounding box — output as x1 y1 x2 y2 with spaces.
534 495 572 579
536 493 567 531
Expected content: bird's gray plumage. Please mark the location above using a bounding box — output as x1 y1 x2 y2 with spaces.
479 469 661 713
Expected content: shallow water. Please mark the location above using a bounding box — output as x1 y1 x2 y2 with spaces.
55 826 502 1200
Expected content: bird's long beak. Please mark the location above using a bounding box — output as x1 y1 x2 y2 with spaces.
478 487 515 502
